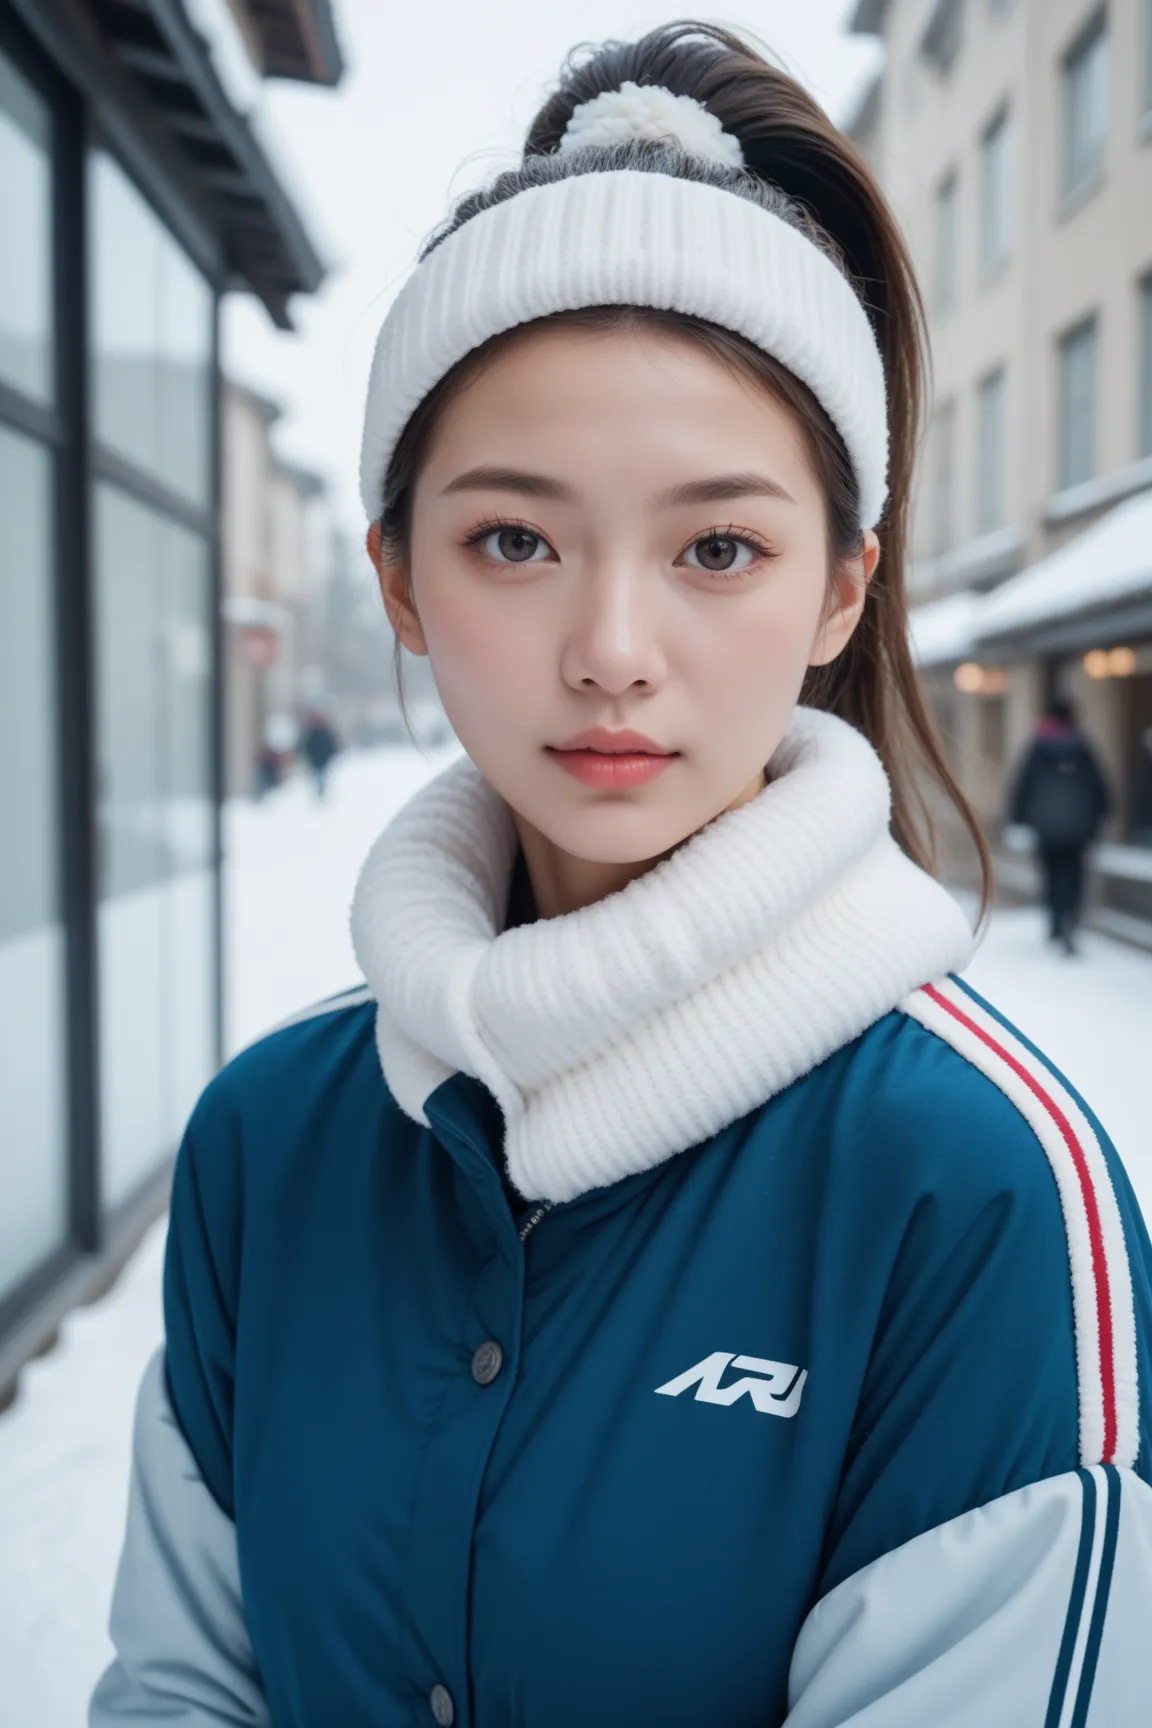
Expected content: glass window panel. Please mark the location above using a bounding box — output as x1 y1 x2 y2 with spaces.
1064 19 1108 196
161 519 215 1137
95 488 216 1206
158 234 213 505
91 152 212 504
0 424 68 1297
934 171 958 313
0 50 52 404
95 487 167 900
976 367 1007 532
1058 318 1098 490
979 111 1011 272
91 153 161 479
95 486 166 1205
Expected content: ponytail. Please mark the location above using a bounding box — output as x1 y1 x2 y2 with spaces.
529 24 992 912
384 22 994 914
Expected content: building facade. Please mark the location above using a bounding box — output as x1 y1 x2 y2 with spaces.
221 380 337 797
0 0 339 1396
849 0 1152 938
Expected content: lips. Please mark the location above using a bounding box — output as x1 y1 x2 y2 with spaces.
550 727 674 755
546 728 679 790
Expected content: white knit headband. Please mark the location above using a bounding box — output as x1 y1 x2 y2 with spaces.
360 86 889 529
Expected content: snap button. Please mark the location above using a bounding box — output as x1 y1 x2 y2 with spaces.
471 1339 504 1386
430 1682 455 1725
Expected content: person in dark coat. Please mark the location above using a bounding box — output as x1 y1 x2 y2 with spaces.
299 710 341 800
1008 695 1111 953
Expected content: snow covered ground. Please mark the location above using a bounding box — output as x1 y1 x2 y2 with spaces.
0 743 1149 1726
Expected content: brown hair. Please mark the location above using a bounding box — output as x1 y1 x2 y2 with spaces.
378 21 992 912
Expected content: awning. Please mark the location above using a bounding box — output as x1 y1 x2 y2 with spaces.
222 595 294 633
975 489 1152 654
908 590 981 669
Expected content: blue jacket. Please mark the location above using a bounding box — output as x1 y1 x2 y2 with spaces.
91 974 1152 1726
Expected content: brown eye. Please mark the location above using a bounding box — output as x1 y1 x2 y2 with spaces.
696 535 738 571
486 527 547 563
683 533 759 574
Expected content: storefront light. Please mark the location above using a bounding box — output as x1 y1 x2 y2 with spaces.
953 661 1006 695
1083 646 1137 678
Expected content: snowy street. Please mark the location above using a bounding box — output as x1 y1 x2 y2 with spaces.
0 744 1148 1726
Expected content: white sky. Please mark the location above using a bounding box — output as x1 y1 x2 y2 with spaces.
221 2 882 535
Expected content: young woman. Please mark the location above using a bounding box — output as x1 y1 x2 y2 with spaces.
92 24 1152 1727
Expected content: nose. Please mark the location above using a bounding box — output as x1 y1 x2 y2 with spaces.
559 558 667 697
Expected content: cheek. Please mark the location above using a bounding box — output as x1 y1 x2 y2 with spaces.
414 568 545 725
679 563 827 703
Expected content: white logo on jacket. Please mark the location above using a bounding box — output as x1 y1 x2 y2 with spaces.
654 1352 807 1417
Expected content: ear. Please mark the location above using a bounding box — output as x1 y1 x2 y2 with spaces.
808 529 881 668
366 520 429 658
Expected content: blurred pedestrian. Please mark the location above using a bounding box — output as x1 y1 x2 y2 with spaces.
254 740 281 800
254 712 298 800
1007 695 1111 954
299 708 341 800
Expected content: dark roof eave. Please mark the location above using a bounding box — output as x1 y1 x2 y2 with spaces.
976 592 1152 659
146 0 326 302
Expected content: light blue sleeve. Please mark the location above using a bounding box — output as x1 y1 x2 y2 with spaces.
786 1465 1152 1725
89 1350 269 1726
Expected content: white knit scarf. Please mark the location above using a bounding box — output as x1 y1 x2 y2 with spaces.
350 709 974 1204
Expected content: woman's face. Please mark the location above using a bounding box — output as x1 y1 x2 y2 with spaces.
373 323 877 892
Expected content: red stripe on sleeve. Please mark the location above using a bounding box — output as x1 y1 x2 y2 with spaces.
922 983 1117 1463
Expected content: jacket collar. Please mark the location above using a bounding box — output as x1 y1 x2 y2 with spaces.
350 708 973 1204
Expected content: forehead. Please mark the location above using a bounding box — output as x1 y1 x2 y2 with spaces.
418 320 816 491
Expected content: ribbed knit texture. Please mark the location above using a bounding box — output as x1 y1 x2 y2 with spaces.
350 710 973 1203
359 171 889 529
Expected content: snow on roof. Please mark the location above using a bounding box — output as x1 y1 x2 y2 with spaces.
908 589 981 667
977 488 1152 641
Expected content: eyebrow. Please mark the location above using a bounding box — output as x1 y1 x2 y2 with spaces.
438 465 797 508
655 472 797 507
440 466 576 501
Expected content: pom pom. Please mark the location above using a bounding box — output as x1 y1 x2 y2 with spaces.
558 81 744 171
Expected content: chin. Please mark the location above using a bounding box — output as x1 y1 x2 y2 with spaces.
538 801 700 867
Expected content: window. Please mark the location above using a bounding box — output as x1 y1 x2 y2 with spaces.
979 109 1012 272
94 492 214 1205
934 170 959 312
0 424 69 1299
1063 14 1108 199
976 367 1007 531
0 52 52 403
932 399 958 555
1057 316 1099 490
922 0 964 74
1140 275 1152 459
90 152 216 1209
0 51 69 1306
91 151 213 504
